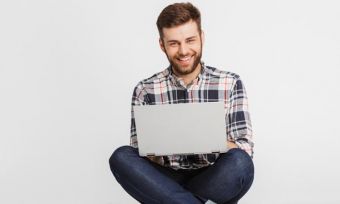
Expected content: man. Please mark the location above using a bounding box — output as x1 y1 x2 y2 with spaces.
109 2 254 204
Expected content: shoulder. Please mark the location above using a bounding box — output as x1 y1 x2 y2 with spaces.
133 67 170 90
204 65 241 81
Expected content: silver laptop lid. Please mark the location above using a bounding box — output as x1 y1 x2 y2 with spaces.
133 102 228 156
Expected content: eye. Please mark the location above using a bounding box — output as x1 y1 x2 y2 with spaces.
169 42 178 47
187 39 196 43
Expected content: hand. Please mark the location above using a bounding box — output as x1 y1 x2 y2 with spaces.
147 156 163 164
227 141 238 149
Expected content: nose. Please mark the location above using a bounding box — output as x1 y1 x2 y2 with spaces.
178 43 189 56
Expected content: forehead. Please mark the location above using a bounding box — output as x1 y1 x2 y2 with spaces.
162 20 200 41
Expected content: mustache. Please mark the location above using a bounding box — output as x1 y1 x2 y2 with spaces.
176 53 195 58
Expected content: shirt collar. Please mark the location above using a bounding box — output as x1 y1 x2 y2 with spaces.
167 61 206 87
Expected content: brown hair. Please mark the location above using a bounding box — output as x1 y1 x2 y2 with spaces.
156 2 201 39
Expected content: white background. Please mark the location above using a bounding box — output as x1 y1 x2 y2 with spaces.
1 0 340 204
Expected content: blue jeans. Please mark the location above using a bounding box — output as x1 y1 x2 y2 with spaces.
109 146 254 204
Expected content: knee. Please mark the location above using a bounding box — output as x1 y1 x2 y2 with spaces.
109 145 137 172
223 148 254 179
229 148 253 165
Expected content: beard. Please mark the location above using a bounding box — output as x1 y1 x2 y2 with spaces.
172 51 202 76
164 41 203 76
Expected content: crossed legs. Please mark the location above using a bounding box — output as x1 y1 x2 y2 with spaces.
109 146 254 204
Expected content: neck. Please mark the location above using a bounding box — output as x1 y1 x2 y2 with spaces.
173 63 202 86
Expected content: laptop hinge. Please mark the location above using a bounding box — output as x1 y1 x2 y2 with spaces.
146 153 156 156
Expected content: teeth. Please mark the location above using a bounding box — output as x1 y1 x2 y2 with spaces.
179 56 190 61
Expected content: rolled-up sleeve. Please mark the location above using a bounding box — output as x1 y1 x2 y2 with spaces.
226 77 254 157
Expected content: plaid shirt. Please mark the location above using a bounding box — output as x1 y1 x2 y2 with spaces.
130 63 254 170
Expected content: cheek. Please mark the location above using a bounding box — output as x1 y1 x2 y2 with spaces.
165 48 179 58
192 43 202 51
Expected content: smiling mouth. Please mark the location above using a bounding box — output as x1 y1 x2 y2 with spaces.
177 55 192 65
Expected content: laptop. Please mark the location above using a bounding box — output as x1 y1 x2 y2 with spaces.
133 102 228 156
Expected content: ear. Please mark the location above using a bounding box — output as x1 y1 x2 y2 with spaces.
200 30 205 45
159 38 166 53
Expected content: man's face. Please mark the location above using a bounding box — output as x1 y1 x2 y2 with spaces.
159 20 204 76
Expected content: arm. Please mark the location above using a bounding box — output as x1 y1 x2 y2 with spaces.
227 141 238 149
130 82 148 148
226 77 254 157
129 83 164 164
